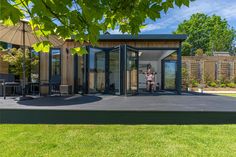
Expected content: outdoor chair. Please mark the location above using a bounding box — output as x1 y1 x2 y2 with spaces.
50 76 61 95
40 76 61 96
0 73 21 99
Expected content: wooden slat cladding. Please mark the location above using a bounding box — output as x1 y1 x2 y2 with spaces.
221 62 230 80
62 40 180 93
235 62 236 77
0 60 8 74
204 61 216 81
0 51 8 74
40 52 49 94
182 56 236 82
61 41 81 92
97 41 179 48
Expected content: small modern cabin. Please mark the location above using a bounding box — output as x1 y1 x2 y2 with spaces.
1 34 187 96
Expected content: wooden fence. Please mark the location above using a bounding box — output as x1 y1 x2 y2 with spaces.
182 56 236 82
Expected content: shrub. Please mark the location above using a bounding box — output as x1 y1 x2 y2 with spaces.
226 82 236 88
208 81 217 87
195 48 204 56
191 79 199 87
220 83 226 88
182 67 189 89
220 77 230 84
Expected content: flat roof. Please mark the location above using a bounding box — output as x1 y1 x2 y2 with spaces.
99 34 187 41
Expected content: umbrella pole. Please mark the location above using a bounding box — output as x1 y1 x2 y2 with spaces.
22 21 26 97
16 21 33 101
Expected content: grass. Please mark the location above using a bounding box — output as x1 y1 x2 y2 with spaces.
0 125 236 157
217 93 236 98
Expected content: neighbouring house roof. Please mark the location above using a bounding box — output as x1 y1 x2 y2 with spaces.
98 34 187 41
213 51 231 56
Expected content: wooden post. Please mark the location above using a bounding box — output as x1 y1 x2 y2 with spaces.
200 61 204 83
216 62 221 81
230 62 235 80
187 61 191 81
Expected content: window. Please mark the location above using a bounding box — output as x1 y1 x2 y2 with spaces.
51 49 61 77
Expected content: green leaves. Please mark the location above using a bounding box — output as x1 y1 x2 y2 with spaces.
0 0 23 25
1 0 192 55
70 47 87 56
182 0 190 7
175 0 183 7
32 41 52 53
174 13 235 56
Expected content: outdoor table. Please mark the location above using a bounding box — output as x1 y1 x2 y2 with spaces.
1 81 21 99
0 79 5 98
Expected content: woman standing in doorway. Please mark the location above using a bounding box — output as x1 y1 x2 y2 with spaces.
145 64 154 92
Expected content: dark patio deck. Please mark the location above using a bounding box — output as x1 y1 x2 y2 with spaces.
1 92 236 124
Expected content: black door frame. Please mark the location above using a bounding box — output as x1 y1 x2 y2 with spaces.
161 60 177 91
75 44 182 95
82 46 120 95
124 45 139 96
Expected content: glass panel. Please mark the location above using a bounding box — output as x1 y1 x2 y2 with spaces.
126 48 138 95
51 49 61 77
30 50 39 83
29 49 40 94
89 48 105 93
109 48 120 94
77 55 84 93
164 61 176 89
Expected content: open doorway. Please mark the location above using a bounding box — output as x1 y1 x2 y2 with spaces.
138 49 177 94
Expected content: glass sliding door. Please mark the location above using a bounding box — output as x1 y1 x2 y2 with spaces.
74 55 84 94
30 49 40 94
88 48 105 93
51 49 61 83
109 48 120 95
126 46 138 95
50 49 61 93
164 61 176 90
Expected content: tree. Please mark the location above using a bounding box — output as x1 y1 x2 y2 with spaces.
0 0 192 54
174 13 236 56
1 48 39 79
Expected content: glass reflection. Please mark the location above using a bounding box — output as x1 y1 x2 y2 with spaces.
109 48 120 95
126 49 138 95
51 49 60 77
89 48 105 93
164 61 176 89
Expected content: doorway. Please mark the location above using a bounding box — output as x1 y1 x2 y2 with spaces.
138 49 177 94
74 46 179 95
81 45 138 95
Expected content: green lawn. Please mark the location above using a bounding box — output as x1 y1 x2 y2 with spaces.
1 125 236 157
217 93 236 98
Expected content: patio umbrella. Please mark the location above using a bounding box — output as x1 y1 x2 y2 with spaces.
0 20 63 100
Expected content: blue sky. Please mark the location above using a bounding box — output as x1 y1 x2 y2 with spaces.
110 0 236 34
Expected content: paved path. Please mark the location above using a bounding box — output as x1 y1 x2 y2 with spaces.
0 93 236 112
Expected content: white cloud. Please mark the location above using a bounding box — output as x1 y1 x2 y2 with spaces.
109 28 121 34
141 0 236 33
141 24 162 32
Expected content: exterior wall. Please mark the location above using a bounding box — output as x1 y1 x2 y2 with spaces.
61 41 82 93
98 41 179 48
0 52 8 74
39 52 49 94
60 40 180 94
39 47 63 94
40 40 181 94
